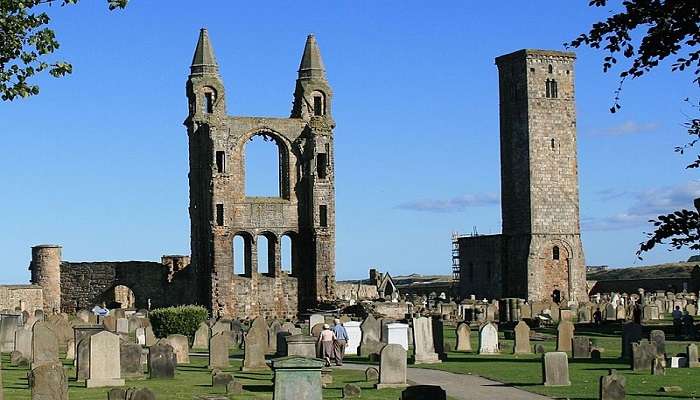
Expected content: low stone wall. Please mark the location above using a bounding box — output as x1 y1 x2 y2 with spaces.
589 277 692 295
226 275 298 320
373 302 409 319
336 283 379 301
0 285 44 313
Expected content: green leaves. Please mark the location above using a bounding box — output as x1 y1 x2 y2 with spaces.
0 0 127 101
150 305 209 340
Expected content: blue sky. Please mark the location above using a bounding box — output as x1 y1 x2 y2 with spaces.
1 1 698 284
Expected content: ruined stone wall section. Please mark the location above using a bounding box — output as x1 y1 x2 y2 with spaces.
0 285 44 313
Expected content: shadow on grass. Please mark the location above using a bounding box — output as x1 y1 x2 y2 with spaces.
244 384 274 392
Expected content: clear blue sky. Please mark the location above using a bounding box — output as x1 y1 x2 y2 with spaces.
1 1 697 284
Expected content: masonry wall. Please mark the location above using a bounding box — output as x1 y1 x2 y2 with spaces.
336 283 379 300
457 234 504 299
0 285 44 313
589 278 693 295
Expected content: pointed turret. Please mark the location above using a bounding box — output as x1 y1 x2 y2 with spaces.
190 28 219 76
298 34 326 80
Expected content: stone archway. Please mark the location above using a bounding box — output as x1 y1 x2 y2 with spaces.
542 242 571 304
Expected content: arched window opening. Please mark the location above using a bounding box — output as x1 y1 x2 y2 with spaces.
233 234 252 276
311 90 325 116
257 234 275 275
545 79 558 99
548 64 553 74
113 285 135 309
281 234 293 274
553 246 560 260
245 133 281 197
203 87 216 114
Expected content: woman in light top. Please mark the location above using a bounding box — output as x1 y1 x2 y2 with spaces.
318 323 336 367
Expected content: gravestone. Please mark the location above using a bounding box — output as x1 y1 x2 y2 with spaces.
632 340 657 372
401 385 448 400
478 322 499 355
599 369 625 400
688 343 700 368
670 356 687 368
542 352 570 386
65 339 75 361
376 344 408 389
120 342 143 379
193 322 210 350
431 317 445 359
343 321 361 355
359 315 382 357
412 317 440 364
29 363 68 400
135 328 146 346
87 331 124 388
76 338 91 381
144 326 156 347
578 306 591 323
309 314 324 330
621 322 642 360
605 303 616 320
31 321 58 368
212 372 234 388
286 334 317 358
103 315 117 332
556 320 574 353
384 322 409 350
365 367 379 382
148 342 176 379
0 313 21 353
652 355 666 375
343 383 362 398
276 331 291 356
167 334 190 364
76 310 91 324
211 320 230 336
615 305 626 320
649 330 665 357
572 336 591 359
272 356 324 400
116 318 129 334
209 332 230 369
14 327 32 359
513 320 531 354
268 320 282 354
455 322 471 352
242 317 269 371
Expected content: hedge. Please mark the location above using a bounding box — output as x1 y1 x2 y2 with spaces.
149 305 208 340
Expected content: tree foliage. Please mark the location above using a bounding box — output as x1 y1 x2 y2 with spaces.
567 0 699 112
0 0 127 101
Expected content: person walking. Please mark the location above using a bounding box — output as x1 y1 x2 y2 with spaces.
672 306 683 338
332 318 349 366
318 324 336 367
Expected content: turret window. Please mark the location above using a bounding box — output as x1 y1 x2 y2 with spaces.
313 95 323 116
553 246 560 260
204 92 214 113
216 151 226 173
545 79 558 98
319 205 328 227
216 203 224 226
317 153 328 179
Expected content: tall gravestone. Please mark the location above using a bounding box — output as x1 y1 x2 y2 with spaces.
14 327 32 359
209 333 231 369
86 331 124 388
632 340 657 372
271 356 325 400
572 337 591 359
268 320 282 355
412 317 440 364
431 317 445 359
542 352 570 386
242 317 269 371
120 342 144 379
455 323 471 352
556 320 574 353
478 322 499 355
513 320 531 354
599 369 625 400
148 342 176 379
343 321 361 355
0 314 21 353
384 323 409 351
31 321 58 368
166 334 190 364
193 322 210 350
688 343 700 368
621 322 642 360
359 315 382 357
29 363 68 400
376 344 408 389
649 330 665 357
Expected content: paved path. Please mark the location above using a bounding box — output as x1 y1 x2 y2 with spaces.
340 363 550 400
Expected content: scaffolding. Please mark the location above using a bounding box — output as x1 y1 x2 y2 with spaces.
451 231 460 282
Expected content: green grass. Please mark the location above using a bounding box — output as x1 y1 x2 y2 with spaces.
414 322 700 400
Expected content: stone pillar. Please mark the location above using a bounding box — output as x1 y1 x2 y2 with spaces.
30 245 62 312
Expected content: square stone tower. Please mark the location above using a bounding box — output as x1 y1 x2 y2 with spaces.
495 49 587 303
185 29 336 319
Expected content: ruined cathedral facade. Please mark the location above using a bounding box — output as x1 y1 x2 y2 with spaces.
456 50 587 304
186 29 336 319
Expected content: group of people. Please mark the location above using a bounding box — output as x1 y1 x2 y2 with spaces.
672 305 696 338
317 318 349 367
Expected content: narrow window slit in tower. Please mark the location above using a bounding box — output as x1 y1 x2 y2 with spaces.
319 205 328 227
317 153 328 179
551 138 555 150
216 203 224 226
216 151 225 173
553 246 560 260
313 96 323 116
205 92 214 113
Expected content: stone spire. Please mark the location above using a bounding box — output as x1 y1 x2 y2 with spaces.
298 34 326 80
190 28 219 76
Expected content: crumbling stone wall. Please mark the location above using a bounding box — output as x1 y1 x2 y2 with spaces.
335 283 379 301
0 285 44 313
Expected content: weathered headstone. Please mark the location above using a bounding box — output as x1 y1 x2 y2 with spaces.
309 314 324 330
103 315 117 332
76 337 91 381
365 367 379 382
135 328 146 346
144 326 156 347
0 313 21 353
193 322 210 350
242 317 269 371
148 342 176 379
632 340 657 372
211 320 230 336
572 336 591 359
359 315 382 357
120 342 144 379
652 355 666 375
376 344 408 389
29 363 68 400
513 321 531 354
649 330 665 357
556 320 574 353
86 331 124 388
212 372 234 388
412 317 440 363
271 356 324 400
384 322 409 351
343 321 361 355
688 343 700 368
31 321 58 368
14 327 32 359
209 332 231 369
543 352 570 386
166 334 190 364
268 320 282 354
621 322 642 360
455 322 471 352
599 369 625 400
76 310 91 324
343 383 362 398
286 334 317 358
116 318 129 334
478 322 499 355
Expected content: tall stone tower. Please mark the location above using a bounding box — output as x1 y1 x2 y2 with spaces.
495 49 586 303
185 29 336 319
29 244 62 311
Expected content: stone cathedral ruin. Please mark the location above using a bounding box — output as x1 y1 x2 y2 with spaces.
3 31 590 318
